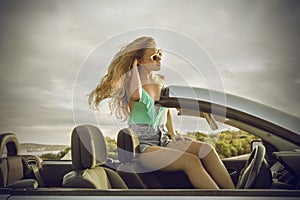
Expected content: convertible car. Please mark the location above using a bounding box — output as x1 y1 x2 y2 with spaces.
0 85 299 199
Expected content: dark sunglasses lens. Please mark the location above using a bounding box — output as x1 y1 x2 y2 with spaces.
152 55 158 61
158 50 162 57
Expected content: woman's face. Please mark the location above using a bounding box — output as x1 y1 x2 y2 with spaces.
138 48 162 71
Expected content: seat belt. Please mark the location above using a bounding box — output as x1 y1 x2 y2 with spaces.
31 164 45 187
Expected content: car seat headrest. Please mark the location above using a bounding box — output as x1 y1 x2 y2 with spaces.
71 124 107 170
117 128 140 164
0 133 20 157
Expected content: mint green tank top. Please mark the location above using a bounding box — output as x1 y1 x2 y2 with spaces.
128 89 168 131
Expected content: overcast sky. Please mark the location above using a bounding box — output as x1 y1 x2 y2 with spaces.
0 0 299 145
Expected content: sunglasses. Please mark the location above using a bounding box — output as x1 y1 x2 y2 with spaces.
150 49 162 62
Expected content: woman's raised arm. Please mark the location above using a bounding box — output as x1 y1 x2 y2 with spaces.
127 59 142 102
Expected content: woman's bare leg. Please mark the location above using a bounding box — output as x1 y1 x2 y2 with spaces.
138 146 219 189
167 140 235 189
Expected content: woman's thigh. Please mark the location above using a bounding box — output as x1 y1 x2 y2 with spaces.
138 145 200 172
166 139 214 158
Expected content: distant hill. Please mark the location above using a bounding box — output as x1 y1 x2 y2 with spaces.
20 143 70 154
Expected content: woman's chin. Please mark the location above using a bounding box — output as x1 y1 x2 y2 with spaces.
142 63 161 71
154 66 161 71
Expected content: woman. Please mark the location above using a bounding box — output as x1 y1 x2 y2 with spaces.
89 36 235 189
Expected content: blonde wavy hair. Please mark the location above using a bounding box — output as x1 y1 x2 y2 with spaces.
88 36 156 120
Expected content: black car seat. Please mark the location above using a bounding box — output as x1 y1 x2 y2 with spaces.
0 133 38 188
117 128 162 188
62 124 128 189
117 128 194 189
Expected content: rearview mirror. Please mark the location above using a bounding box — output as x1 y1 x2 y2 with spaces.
202 113 218 130
176 109 218 131
251 140 263 151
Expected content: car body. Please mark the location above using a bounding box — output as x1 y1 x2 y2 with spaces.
0 85 300 199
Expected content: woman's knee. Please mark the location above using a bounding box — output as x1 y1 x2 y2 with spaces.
181 153 202 171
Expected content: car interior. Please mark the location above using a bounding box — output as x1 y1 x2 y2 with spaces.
0 122 299 192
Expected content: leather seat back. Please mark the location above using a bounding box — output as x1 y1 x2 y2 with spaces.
62 124 127 189
0 133 38 188
117 128 163 189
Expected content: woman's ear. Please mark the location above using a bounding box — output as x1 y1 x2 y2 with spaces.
137 58 142 66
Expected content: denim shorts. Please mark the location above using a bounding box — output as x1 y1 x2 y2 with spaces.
129 124 172 152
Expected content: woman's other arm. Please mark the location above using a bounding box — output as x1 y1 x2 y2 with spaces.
166 109 176 138
166 109 192 144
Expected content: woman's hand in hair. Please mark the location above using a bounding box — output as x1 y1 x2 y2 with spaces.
131 58 138 69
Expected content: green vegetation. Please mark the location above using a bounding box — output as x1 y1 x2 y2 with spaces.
105 136 118 160
183 130 258 158
40 130 257 160
40 147 71 160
